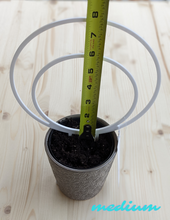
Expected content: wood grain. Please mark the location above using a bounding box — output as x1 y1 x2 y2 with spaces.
0 1 170 220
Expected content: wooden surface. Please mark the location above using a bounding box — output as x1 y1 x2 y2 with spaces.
0 1 170 220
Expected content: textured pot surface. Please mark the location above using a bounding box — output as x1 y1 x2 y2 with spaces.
45 114 118 200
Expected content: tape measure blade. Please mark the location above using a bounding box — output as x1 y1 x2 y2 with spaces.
80 0 109 137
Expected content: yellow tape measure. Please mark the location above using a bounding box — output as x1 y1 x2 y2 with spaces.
79 0 109 138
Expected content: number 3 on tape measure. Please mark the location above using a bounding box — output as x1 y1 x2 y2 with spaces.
86 100 91 104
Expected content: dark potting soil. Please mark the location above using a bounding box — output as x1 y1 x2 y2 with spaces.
48 117 114 169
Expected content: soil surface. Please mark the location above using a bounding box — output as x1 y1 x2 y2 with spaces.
48 117 114 169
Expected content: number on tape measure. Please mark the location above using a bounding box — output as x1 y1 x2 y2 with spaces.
91 32 96 38
87 85 92 90
92 11 98 18
84 114 90 118
88 68 93 74
86 100 91 104
89 51 95 57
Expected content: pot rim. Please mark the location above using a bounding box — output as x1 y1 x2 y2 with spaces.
45 115 118 173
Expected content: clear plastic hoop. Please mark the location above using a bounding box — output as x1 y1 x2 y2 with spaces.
9 17 161 136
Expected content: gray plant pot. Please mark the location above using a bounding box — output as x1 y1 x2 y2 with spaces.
45 114 118 200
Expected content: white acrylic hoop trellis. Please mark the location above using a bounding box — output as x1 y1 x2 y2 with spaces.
31 54 138 136
10 17 161 137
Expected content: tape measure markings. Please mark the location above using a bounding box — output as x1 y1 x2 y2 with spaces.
79 0 109 137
